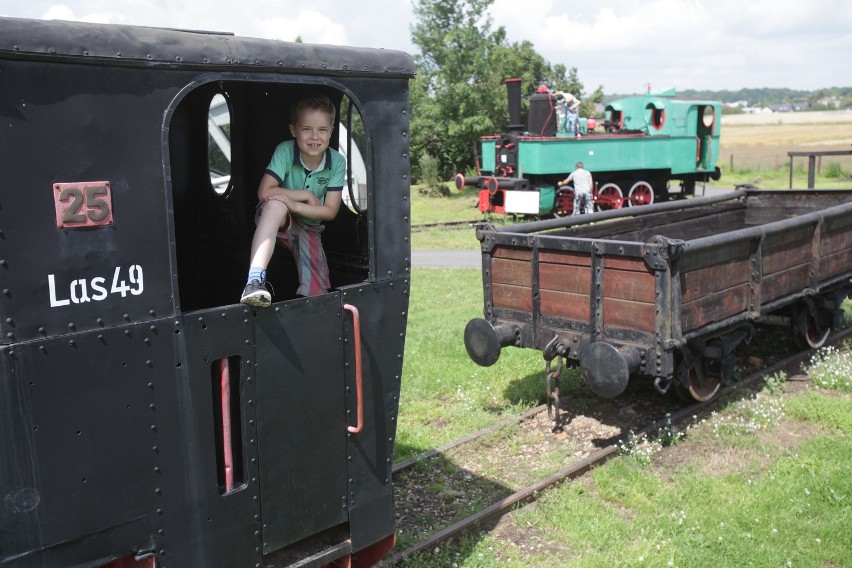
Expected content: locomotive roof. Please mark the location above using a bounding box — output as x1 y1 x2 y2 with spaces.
0 16 415 78
607 94 721 109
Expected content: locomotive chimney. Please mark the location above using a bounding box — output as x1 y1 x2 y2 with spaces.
505 78 523 132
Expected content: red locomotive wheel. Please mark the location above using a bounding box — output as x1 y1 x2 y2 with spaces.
595 183 624 211
554 189 575 216
628 181 655 207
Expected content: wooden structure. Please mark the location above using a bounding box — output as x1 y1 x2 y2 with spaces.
787 149 852 189
465 189 852 404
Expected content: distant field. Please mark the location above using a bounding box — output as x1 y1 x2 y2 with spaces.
719 110 852 172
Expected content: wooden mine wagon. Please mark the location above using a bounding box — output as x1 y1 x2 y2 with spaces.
464 189 852 404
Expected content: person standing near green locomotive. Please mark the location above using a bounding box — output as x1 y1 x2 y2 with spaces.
557 162 594 215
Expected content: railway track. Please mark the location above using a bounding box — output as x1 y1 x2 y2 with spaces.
380 326 852 566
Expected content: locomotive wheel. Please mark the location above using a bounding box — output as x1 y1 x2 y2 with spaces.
596 183 624 211
793 306 830 349
628 181 655 207
554 188 575 216
675 357 721 402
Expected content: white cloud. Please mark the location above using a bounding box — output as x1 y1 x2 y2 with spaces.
1 0 850 93
41 4 127 24
255 10 348 45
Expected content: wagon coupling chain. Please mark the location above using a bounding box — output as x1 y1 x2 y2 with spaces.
545 355 564 422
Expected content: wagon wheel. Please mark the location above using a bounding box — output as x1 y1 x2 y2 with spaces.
554 188 575 216
628 181 655 207
595 183 623 211
792 305 830 349
674 356 721 402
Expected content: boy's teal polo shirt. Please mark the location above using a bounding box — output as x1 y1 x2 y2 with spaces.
265 139 346 226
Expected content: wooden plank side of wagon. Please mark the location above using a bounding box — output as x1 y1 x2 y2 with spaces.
743 190 852 225
491 247 533 313
539 250 591 321
679 238 754 334
601 257 656 333
819 210 852 282
761 223 816 303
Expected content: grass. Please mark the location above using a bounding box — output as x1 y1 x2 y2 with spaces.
410 183 482 224
396 364 852 567
397 168 852 566
395 267 560 461
708 163 852 191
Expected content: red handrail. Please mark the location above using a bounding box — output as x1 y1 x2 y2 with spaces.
220 358 234 492
343 304 363 434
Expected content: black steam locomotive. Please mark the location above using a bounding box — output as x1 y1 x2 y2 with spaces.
0 17 413 568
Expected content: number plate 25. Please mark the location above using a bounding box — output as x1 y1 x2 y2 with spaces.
53 181 114 228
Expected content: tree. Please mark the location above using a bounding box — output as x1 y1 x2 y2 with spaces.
409 0 503 179
408 0 601 179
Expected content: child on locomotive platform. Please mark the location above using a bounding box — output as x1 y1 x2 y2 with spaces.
241 94 346 307
557 161 594 215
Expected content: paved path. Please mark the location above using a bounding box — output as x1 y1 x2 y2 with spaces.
411 249 480 268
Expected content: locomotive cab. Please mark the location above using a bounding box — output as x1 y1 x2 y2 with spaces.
0 17 412 568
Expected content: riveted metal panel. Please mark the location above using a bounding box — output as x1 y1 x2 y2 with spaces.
0 321 174 566
253 293 348 552
0 58 182 345
156 304 261 568
340 277 408 550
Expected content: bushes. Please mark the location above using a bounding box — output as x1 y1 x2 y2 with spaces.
417 152 450 197
823 161 848 179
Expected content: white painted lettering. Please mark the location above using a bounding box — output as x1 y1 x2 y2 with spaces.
90 277 107 301
71 279 90 303
48 274 71 307
48 265 145 309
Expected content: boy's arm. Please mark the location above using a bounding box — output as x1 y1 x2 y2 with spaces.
285 191 342 222
257 173 320 205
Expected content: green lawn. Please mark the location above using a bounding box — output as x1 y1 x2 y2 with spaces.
398 187 852 568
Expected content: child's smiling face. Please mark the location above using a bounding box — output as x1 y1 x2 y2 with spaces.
290 108 334 168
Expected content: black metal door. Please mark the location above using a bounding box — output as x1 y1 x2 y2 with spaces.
253 293 349 552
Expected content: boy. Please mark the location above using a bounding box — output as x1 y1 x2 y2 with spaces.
240 94 346 307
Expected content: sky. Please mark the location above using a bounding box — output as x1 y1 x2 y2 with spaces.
1 0 851 95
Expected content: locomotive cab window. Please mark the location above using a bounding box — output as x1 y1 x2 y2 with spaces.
208 93 233 196
645 103 666 130
169 82 371 312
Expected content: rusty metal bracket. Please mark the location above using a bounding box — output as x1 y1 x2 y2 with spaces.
545 354 563 422
642 235 684 271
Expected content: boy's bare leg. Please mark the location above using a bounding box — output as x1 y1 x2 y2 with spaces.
249 199 290 269
241 200 290 307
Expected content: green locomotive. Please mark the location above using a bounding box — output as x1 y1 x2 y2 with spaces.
456 80 723 216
